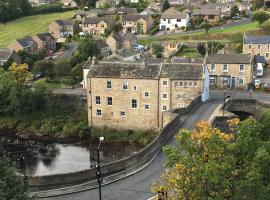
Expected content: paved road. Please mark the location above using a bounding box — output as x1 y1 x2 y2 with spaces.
53 43 78 61
41 100 222 200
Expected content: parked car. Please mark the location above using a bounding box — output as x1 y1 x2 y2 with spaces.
263 83 270 92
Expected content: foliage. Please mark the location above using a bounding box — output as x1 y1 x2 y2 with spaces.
18 50 44 70
152 43 164 58
230 5 240 18
252 10 270 26
162 0 170 12
196 43 206 56
0 159 30 200
207 41 224 55
77 36 100 61
153 115 270 199
112 23 123 33
54 59 72 77
150 26 159 35
33 60 54 80
200 22 212 33
9 63 32 85
32 3 75 14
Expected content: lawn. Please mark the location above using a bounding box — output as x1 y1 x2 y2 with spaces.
138 22 261 45
0 10 77 48
176 48 201 58
34 78 62 90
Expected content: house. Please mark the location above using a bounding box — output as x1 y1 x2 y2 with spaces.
198 2 231 17
159 8 189 31
74 10 104 20
206 54 253 89
49 20 79 38
121 14 154 34
0 49 21 66
8 36 38 54
243 35 270 61
106 33 123 53
85 60 208 131
107 50 141 61
140 8 160 15
80 17 114 36
29 0 53 6
192 9 221 23
96 39 111 57
32 33 56 55
168 0 184 6
122 32 137 49
60 0 78 7
104 7 138 16
162 42 180 57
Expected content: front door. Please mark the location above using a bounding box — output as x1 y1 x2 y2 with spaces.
231 77 236 89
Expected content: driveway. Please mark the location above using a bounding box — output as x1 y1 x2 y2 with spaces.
53 43 78 61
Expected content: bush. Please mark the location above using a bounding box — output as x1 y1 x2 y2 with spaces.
150 26 159 35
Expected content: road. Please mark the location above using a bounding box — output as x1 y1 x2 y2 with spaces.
41 100 222 200
53 43 78 61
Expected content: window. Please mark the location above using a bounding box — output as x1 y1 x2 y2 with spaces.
132 99 137 108
189 82 192 86
174 82 178 87
96 109 101 116
162 93 167 99
179 104 185 108
184 82 188 87
266 53 269 58
120 111 126 116
144 104 149 110
239 77 244 85
177 94 184 99
239 64 245 72
210 77 215 85
145 92 149 97
210 64 215 71
107 81 112 89
107 97 112 105
96 96 100 104
248 44 252 49
162 106 167 111
258 45 261 49
162 80 168 86
194 82 198 86
180 82 183 86
223 77 229 85
123 82 128 90
134 86 137 91
223 64 228 72
177 19 181 22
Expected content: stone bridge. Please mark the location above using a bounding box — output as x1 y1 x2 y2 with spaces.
224 99 270 119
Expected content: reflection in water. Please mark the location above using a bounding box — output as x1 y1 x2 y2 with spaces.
0 134 142 176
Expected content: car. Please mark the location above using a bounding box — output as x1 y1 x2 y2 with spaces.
263 83 270 92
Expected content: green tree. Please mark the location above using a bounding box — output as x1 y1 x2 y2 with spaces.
77 36 100 61
33 60 54 81
230 5 240 18
152 43 164 58
0 159 29 200
200 22 212 33
252 10 270 26
54 59 72 77
196 43 206 56
162 0 170 12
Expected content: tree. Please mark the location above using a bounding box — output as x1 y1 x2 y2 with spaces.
200 22 212 33
196 43 206 56
162 0 170 12
77 36 100 61
230 5 240 18
152 43 164 58
8 63 32 85
33 60 54 81
0 159 29 200
112 23 123 33
54 59 72 77
252 10 270 26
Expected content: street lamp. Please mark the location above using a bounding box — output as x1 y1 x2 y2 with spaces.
95 137 104 200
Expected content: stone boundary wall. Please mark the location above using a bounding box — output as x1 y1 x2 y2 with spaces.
29 96 202 191
54 93 87 112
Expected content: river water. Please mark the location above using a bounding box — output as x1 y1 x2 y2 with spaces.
0 134 142 176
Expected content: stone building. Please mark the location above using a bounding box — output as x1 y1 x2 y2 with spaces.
80 17 114 36
32 33 56 56
206 54 253 89
85 60 209 131
49 20 79 38
243 35 270 61
8 36 38 54
121 14 154 34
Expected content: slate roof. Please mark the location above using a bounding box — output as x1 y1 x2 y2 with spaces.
35 33 54 41
54 19 74 26
82 17 112 24
16 36 36 47
244 35 270 44
192 9 221 16
0 49 12 61
199 2 228 10
122 14 149 22
87 61 204 80
96 39 109 49
161 12 188 19
206 54 252 64
111 33 122 42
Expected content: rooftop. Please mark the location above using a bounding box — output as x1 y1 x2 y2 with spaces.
0 48 12 61
54 19 74 26
16 36 36 47
35 33 54 41
206 54 252 64
244 35 270 44
192 9 221 16
82 17 113 24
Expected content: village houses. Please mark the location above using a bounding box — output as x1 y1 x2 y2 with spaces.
192 9 221 23
0 49 21 66
8 36 38 54
32 33 56 56
121 14 154 34
206 54 253 89
80 17 115 36
85 60 209 131
49 19 79 38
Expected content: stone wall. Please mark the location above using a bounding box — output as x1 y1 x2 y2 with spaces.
54 93 87 112
29 96 202 191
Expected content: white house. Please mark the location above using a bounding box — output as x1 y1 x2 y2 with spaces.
159 11 189 31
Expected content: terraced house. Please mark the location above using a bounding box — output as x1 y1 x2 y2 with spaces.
243 35 270 61
206 54 253 89
80 17 114 36
85 60 209 131
121 14 154 34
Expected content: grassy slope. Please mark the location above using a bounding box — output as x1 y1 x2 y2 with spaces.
0 10 77 48
139 22 261 45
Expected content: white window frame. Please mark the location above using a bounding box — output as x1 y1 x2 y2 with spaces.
107 97 112 105
120 111 126 117
222 64 229 72
96 96 101 105
144 92 150 98
144 104 150 110
162 80 168 86
239 64 245 72
162 93 168 99
162 105 167 111
239 77 244 85
96 109 102 116
210 64 215 72
131 99 137 109
122 82 128 90
106 80 112 89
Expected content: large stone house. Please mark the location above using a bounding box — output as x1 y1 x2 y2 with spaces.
106 32 137 53
192 9 221 23
159 9 189 31
121 14 154 34
80 17 114 36
85 60 209 131
206 54 253 89
32 33 56 55
0 49 21 66
243 35 270 61
8 36 38 54
198 2 230 17
49 20 79 38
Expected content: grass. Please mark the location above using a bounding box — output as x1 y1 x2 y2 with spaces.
34 78 62 90
176 48 201 58
0 10 77 48
138 22 262 45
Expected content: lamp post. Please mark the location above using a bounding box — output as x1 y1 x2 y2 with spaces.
95 137 104 200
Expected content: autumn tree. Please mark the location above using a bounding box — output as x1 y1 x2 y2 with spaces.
8 63 32 85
